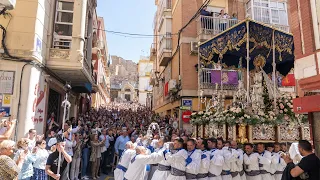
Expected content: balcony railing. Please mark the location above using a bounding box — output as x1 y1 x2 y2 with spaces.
53 35 72 49
199 68 238 90
159 0 172 13
197 15 240 37
272 24 290 33
158 33 172 56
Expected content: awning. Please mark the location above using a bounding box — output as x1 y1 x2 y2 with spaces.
72 83 92 93
199 19 294 76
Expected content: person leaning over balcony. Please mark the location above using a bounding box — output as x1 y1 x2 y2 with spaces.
200 6 213 30
218 9 230 31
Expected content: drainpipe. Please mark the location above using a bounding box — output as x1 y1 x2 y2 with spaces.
70 0 87 65
310 0 320 50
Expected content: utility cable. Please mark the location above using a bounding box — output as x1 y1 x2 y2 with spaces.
94 28 178 37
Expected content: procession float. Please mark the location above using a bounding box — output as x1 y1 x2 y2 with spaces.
191 19 311 143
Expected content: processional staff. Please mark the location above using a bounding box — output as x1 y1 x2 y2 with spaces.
57 83 72 176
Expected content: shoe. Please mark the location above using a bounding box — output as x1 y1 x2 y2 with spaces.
81 176 89 180
97 176 100 178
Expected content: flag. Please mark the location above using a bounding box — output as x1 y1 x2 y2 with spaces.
281 74 295 86
211 70 238 85
164 82 169 96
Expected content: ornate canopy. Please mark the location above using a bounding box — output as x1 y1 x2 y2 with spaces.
199 19 294 76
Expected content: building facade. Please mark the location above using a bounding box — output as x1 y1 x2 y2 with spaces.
151 0 292 129
138 57 153 106
291 0 320 155
0 0 109 139
91 17 111 108
109 55 138 102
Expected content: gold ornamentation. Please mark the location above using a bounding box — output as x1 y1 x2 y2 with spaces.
237 124 248 144
253 55 266 69
274 32 294 62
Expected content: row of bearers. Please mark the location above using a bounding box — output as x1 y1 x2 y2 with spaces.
114 137 289 180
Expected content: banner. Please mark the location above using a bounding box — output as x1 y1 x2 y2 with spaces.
211 70 238 85
281 74 295 86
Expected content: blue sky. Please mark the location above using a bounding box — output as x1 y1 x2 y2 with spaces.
97 0 156 62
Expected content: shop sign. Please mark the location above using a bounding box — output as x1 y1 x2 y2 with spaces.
0 71 15 94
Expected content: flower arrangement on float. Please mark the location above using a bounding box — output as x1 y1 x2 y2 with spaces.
190 93 307 126
276 93 308 125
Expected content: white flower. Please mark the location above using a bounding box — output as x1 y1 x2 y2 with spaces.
280 110 283 113
191 113 196 116
284 109 288 112
199 111 203 115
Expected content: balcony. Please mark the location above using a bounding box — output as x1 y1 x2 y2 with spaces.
157 33 172 66
246 0 290 33
47 47 94 92
159 0 172 17
197 15 240 41
199 68 237 96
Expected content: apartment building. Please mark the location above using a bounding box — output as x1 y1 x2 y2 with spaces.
0 0 109 139
291 0 320 154
138 57 153 106
91 17 111 108
151 0 292 127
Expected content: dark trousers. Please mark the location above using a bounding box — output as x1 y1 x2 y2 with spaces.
100 151 108 174
106 147 115 166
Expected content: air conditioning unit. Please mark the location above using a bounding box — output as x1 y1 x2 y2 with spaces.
0 0 16 10
190 41 199 55
168 79 176 90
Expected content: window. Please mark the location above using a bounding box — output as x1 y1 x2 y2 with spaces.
246 0 288 27
53 0 74 49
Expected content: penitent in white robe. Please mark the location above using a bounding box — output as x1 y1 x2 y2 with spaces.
114 149 136 180
229 148 242 180
258 151 273 180
165 149 188 180
271 152 286 180
221 147 237 180
124 151 163 180
151 147 170 180
208 149 224 180
236 149 246 180
197 150 211 180
185 149 202 180
243 153 262 180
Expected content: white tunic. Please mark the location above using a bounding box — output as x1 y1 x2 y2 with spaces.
198 150 211 180
243 153 262 180
114 149 136 180
258 151 273 180
221 147 237 180
165 149 188 180
124 152 163 180
151 147 170 180
236 149 246 180
228 148 241 180
185 149 201 180
208 149 224 180
271 152 286 180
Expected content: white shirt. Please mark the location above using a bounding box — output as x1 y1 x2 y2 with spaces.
272 152 287 172
185 149 201 175
124 152 163 180
209 149 224 176
258 150 272 172
118 149 136 168
198 149 211 174
33 148 50 170
244 153 260 172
